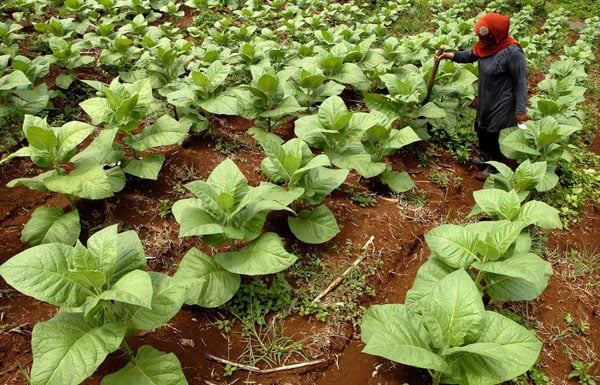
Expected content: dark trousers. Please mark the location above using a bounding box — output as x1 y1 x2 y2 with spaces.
474 120 504 161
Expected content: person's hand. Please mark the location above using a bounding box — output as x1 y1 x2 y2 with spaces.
434 52 453 62
514 113 529 122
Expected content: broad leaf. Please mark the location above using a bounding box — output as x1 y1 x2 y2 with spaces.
120 272 187 330
214 232 297 275
518 200 562 229
473 253 553 301
101 345 187 385
100 270 153 309
44 163 114 199
425 224 478 268
288 204 340 244
173 248 240 307
21 207 80 246
0 243 92 307
443 311 542 385
122 153 165 180
405 256 454 312
361 304 448 372
31 313 126 385
420 269 485 349
124 115 190 152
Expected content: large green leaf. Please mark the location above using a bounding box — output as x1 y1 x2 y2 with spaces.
206 158 249 204
86 224 119 278
113 229 147 283
214 232 297 275
44 163 114 199
57 121 96 161
120 272 187 330
518 200 562 229
442 311 542 385
288 204 340 244
317 95 350 130
122 153 165 180
124 115 190 152
172 198 226 241
173 247 240 307
199 94 239 115
6 169 56 191
100 269 153 309
327 150 387 178
299 167 348 205
31 313 126 385
425 224 478 268
381 168 415 193
71 128 124 166
361 304 448 372
25 125 57 152
472 189 521 221
475 220 528 262
21 207 80 246
420 269 485 349
80 97 111 125
0 243 92 307
101 345 187 385
405 256 455 312
473 253 553 301
0 69 31 90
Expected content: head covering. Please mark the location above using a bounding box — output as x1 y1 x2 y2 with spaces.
472 13 520 57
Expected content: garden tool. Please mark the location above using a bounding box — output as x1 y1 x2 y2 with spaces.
423 45 445 104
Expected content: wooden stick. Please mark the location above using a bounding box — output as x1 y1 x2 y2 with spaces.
206 354 259 371
311 235 375 304
206 354 326 374
423 45 445 104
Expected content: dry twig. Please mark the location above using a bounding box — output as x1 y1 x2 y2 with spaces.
206 354 326 374
311 235 375 304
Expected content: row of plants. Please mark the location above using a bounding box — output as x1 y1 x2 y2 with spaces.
359 5 599 383
0 0 598 383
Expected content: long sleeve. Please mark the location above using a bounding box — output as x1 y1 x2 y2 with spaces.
453 49 479 64
508 47 528 114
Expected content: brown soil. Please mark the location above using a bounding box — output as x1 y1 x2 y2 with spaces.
1 111 599 385
1 8 600 385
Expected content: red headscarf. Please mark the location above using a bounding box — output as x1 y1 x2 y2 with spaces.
472 13 520 57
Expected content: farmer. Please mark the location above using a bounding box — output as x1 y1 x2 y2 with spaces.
435 12 529 175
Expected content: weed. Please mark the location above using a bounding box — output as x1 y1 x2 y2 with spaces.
158 199 172 218
398 189 427 208
511 363 550 385
290 241 380 328
214 137 241 155
564 246 600 282
345 187 377 207
569 360 598 385
428 168 450 189
565 313 590 335
539 148 600 226
239 317 306 368
221 274 293 333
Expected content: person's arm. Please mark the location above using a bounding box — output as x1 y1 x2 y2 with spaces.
509 47 529 122
435 48 478 63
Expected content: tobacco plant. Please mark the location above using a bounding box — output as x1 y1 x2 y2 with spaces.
0 224 189 384
499 116 581 175
235 67 304 132
256 136 348 243
1 115 123 246
166 60 238 132
362 269 542 385
172 158 301 307
80 77 189 180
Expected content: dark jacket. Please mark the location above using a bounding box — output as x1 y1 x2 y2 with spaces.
454 44 528 133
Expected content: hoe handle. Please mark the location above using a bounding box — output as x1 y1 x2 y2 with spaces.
424 45 445 104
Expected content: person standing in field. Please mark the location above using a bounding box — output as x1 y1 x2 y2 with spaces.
435 12 529 175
